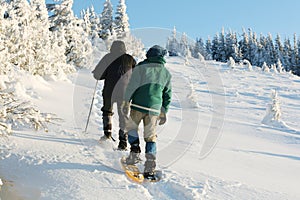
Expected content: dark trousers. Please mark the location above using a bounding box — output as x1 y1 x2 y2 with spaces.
101 95 127 142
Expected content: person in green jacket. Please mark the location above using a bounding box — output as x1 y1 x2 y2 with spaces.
122 45 172 180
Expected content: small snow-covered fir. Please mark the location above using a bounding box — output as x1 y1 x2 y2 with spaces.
227 57 236 68
262 62 270 72
262 90 288 128
241 59 253 71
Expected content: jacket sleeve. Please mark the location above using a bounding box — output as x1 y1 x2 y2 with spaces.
92 55 109 80
124 65 142 102
162 75 172 113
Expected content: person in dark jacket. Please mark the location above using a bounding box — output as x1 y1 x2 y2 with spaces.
122 45 172 180
92 40 136 150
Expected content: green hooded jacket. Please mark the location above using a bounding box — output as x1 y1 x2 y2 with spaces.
124 56 172 115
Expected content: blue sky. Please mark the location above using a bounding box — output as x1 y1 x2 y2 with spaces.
71 0 299 42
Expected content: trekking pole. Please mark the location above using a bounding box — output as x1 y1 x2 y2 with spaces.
84 80 99 133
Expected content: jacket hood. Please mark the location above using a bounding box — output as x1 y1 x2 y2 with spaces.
146 45 167 58
110 40 126 54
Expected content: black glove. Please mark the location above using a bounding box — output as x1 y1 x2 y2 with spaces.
158 112 167 125
121 101 130 116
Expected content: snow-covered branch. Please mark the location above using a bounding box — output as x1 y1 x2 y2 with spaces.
0 91 60 136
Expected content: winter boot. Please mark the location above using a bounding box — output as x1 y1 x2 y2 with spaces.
99 134 111 142
143 154 156 180
102 115 112 139
125 145 141 165
117 129 128 151
144 142 157 180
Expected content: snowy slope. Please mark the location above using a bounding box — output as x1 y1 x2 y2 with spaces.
1 56 300 200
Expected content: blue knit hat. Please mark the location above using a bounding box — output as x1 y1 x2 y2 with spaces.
146 45 167 58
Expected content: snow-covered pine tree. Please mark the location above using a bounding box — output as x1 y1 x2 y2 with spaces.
242 59 252 71
29 0 65 76
276 58 284 73
48 0 92 68
81 8 92 36
262 62 270 72
114 0 129 39
205 37 212 60
262 90 282 124
294 37 300 75
239 28 250 61
0 2 12 75
89 6 101 40
274 34 284 63
218 28 226 62
81 6 101 41
271 64 278 73
282 38 292 70
179 32 190 57
4 0 34 72
225 31 241 62
265 33 276 65
166 26 179 56
248 31 259 66
211 33 220 61
227 57 235 68
99 0 113 40
192 38 206 59
290 33 298 72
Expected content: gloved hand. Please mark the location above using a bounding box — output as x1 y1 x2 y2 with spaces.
158 112 167 125
121 101 130 116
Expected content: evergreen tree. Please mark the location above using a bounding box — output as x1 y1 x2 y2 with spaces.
192 38 206 59
29 0 63 76
253 34 264 66
282 38 292 70
81 8 92 36
262 62 270 72
48 0 92 68
262 90 283 126
239 29 250 61
265 33 276 65
166 26 179 56
211 33 220 61
5 0 33 72
179 32 189 57
114 0 129 38
89 6 101 40
290 33 298 72
295 38 300 75
225 31 241 62
205 37 212 60
218 29 226 62
248 31 259 66
0 1 12 74
276 58 284 73
99 0 113 40
274 34 283 63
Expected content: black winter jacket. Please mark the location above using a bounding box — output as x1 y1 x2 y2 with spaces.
92 53 136 102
